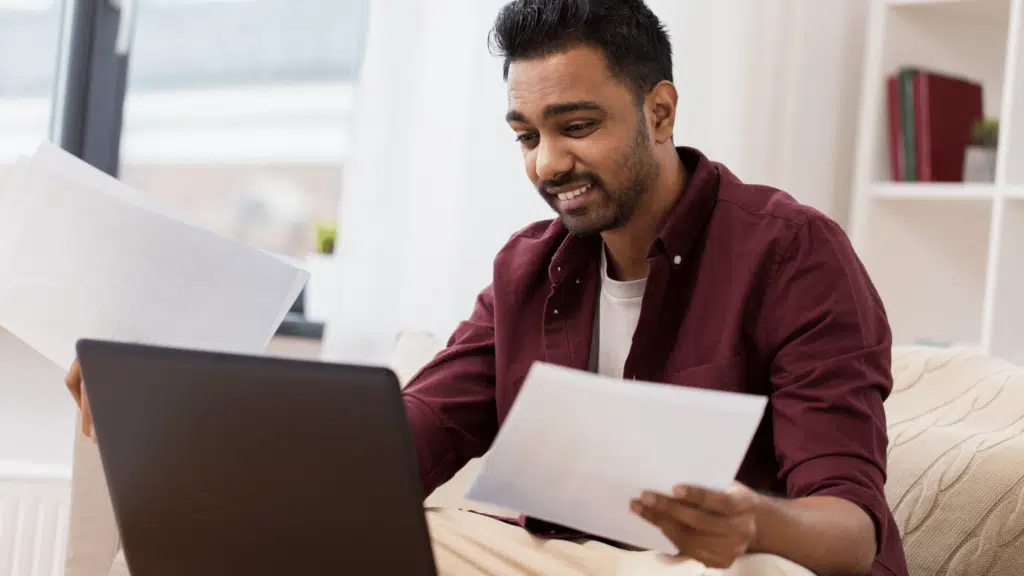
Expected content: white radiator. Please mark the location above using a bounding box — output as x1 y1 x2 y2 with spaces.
0 464 71 576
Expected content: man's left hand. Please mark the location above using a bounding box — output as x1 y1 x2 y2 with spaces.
631 481 759 569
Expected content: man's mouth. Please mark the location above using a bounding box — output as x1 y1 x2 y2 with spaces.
551 183 594 213
555 183 591 201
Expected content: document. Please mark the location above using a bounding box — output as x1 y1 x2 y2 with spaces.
465 362 768 555
0 141 308 370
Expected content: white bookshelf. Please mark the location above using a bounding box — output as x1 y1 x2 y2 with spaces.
849 0 1024 361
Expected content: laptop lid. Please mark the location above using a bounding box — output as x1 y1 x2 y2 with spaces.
76 339 437 576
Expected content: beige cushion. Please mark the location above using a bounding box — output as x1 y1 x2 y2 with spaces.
886 346 1024 576
390 330 446 385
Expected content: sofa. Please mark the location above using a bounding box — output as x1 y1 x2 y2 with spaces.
64 340 1024 575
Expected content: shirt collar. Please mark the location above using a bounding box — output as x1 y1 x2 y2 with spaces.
548 146 720 284
648 147 721 264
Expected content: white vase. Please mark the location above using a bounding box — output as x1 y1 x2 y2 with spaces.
963 146 997 182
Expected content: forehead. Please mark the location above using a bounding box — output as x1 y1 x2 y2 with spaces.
506 45 633 119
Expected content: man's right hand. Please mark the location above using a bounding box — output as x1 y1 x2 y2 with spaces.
64 359 94 438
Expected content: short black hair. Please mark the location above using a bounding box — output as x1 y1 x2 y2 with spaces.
488 0 673 99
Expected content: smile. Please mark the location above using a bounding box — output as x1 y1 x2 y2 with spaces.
556 184 591 202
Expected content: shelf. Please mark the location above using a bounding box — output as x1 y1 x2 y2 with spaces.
855 0 1024 364
872 182 997 199
990 202 1024 363
886 0 1011 22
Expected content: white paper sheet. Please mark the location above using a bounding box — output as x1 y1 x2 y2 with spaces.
26 142 172 216
0 142 308 370
465 362 768 555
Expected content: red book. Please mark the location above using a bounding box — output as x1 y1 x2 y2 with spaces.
912 71 983 182
887 75 905 180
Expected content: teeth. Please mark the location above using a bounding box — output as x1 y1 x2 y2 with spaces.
558 184 590 202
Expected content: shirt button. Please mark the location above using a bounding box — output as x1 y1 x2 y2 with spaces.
553 309 559 315
673 255 682 265
575 279 581 284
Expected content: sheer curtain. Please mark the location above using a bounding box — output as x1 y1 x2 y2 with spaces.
322 0 869 363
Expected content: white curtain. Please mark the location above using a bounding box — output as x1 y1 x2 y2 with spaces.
648 0 869 223
322 0 870 363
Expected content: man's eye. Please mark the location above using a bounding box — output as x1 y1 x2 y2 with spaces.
516 133 538 144
566 122 596 135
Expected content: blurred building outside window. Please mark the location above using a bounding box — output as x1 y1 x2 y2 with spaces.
0 0 63 172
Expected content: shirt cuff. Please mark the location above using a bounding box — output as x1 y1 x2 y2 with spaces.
786 455 889 553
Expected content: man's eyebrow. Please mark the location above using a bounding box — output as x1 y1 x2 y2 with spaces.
505 101 604 124
506 109 528 123
543 101 603 118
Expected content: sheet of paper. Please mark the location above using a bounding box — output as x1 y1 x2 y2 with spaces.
0 156 29 215
28 141 171 216
0 142 308 370
465 362 768 555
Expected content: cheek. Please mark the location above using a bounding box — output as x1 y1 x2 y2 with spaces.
568 136 621 183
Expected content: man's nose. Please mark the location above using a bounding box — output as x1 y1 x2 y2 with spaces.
534 139 574 183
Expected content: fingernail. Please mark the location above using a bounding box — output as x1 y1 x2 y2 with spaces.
642 492 656 506
630 501 642 514
674 486 687 498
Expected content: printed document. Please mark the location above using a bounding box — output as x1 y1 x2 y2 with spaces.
0 141 308 370
466 362 767 555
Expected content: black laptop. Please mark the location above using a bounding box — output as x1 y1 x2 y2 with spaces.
76 339 437 576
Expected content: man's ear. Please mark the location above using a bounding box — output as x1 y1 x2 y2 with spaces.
647 81 678 144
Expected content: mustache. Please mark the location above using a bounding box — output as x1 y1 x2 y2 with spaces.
538 172 602 195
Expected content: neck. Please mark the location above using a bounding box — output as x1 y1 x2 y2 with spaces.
601 147 686 281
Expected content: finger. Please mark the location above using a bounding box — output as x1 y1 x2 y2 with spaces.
672 483 757 515
65 359 83 405
639 491 735 536
632 497 685 534
690 547 739 570
632 502 742 567
631 499 694 548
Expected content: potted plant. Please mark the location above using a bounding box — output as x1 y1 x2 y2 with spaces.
304 221 339 323
964 118 998 182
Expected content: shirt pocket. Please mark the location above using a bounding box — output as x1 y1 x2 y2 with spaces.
664 356 746 392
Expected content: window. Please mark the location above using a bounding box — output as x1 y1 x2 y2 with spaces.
118 0 370 260
0 0 64 166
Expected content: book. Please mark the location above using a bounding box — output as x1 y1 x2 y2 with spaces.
912 71 984 182
899 68 919 181
887 75 905 180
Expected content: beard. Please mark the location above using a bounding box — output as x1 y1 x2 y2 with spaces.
540 118 660 236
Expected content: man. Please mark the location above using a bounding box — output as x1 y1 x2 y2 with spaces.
66 0 908 574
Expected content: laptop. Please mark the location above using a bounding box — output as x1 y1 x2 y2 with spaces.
76 339 437 576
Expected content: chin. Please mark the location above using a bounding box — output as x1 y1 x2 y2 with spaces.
559 215 614 237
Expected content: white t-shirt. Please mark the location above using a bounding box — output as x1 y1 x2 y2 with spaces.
596 247 647 378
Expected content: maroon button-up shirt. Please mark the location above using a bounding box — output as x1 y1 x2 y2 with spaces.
403 147 908 576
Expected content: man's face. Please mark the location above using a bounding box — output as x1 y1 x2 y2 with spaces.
506 44 660 236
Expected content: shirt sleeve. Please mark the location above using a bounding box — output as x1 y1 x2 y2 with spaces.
757 214 894 552
402 284 499 497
